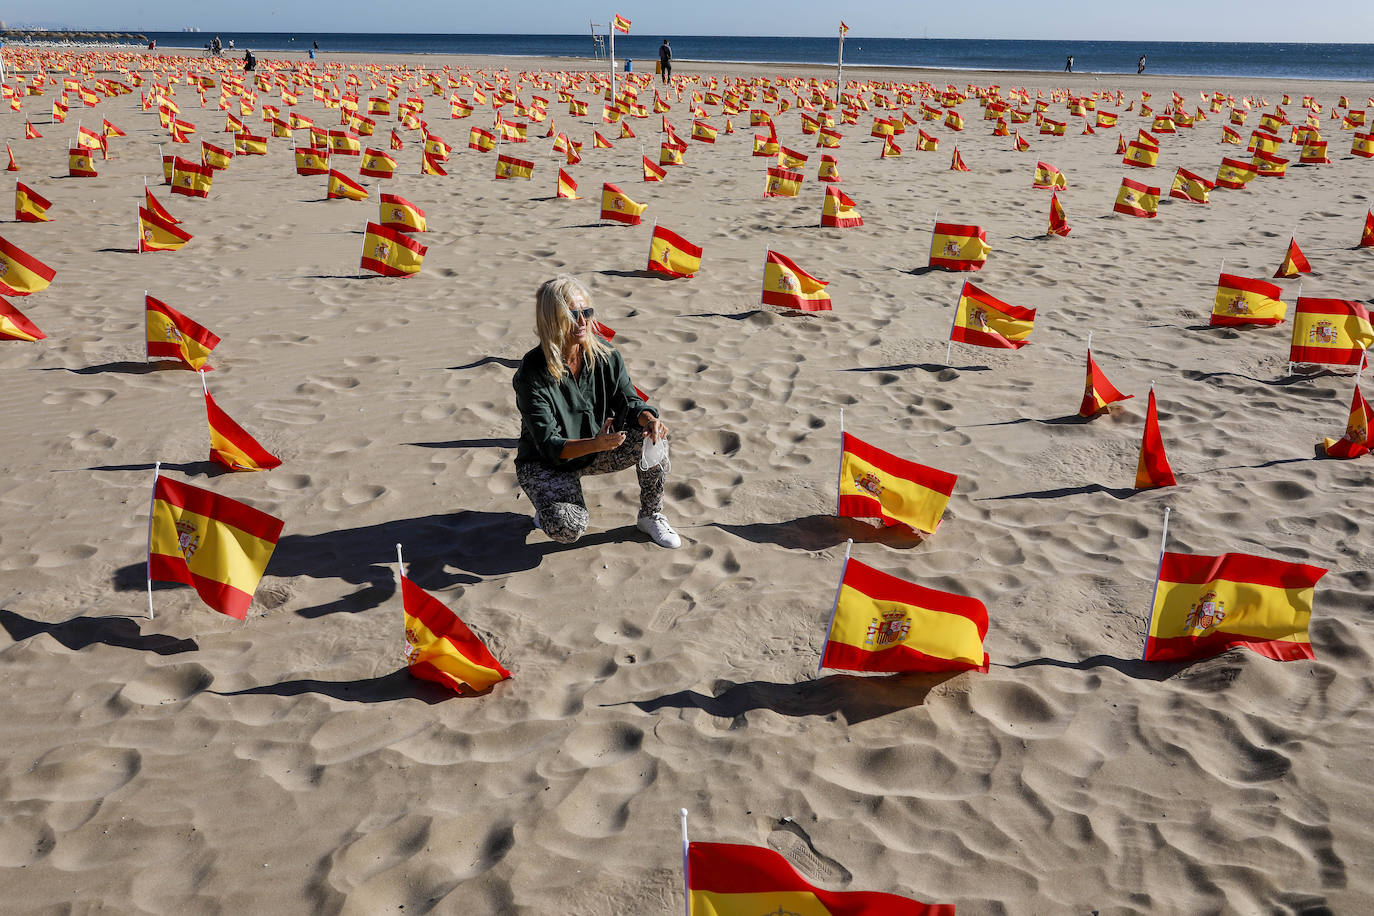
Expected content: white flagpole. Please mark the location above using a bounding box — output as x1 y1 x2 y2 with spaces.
609 22 616 103
1141 506 1171 660
835 26 845 109
817 539 853 674
145 461 162 619
834 408 845 517
1087 330 1094 355
944 271 962 366
395 542 405 584
680 808 691 916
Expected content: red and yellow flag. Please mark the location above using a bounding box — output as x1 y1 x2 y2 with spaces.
647 225 703 278
1079 346 1133 416
1273 237 1311 278
642 155 666 182
1144 551 1326 663
821 556 990 674
838 431 955 534
816 126 842 148
1300 139 1331 164
691 120 717 143
327 129 362 156
1170 167 1213 203
1114 177 1159 218
820 186 862 228
149 476 284 620
171 157 213 198
359 149 397 178
14 182 50 222
0 235 57 295
1216 157 1257 189
422 152 448 176
402 574 511 693
1290 297 1374 366
611 13 631 33
600 183 647 225
949 145 970 171
1252 149 1288 177
495 153 534 180
764 166 803 198
68 148 98 177
1135 386 1177 489
0 297 46 341
817 154 842 183
205 386 282 472
687 842 951 916
592 130 614 149
1123 141 1158 168
1321 381 1369 459
952 282 1035 349
327 169 369 201
1352 131 1374 158
660 142 685 166
379 193 427 233
468 126 496 152
1032 160 1066 189
234 132 268 155
929 222 990 270
1048 192 1070 237
200 141 233 170
145 295 219 369
361 222 427 277
1211 273 1286 327
762 250 830 312
1013 130 1030 151
294 146 330 176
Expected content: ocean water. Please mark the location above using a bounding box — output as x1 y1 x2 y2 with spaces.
138 33 1374 82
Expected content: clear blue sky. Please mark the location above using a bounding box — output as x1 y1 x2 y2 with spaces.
7 0 1371 43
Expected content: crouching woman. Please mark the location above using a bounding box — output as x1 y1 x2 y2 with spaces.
513 275 680 548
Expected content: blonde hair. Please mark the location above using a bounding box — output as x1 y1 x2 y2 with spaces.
535 274 611 382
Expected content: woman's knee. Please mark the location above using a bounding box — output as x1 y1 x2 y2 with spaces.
540 504 588 543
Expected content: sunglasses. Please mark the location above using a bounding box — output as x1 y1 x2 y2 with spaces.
569 307 594 321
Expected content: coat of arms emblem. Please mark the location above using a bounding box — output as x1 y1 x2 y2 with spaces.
1184 591 1226 633
175 520 201 560
865 610 911 649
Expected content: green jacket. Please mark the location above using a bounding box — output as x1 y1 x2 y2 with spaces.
513 344 656 471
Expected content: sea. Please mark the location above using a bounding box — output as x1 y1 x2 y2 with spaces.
136 33 1374 83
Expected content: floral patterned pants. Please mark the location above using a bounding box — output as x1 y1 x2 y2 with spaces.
516 434 666 543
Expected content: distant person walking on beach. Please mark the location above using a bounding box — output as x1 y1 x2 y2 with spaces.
1138 54 1146 74
659 40 672 84
1065 55 1073 72
243 48 256 72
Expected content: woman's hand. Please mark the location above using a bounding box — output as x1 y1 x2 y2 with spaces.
595 416 627 452
638 410 668 443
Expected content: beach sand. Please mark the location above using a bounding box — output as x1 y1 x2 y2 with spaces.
0 49 1371 913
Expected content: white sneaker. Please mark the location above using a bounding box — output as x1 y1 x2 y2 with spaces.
636 512 681 549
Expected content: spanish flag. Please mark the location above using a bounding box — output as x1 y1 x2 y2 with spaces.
838 431 955 534
201 141 234 170
821 556 990 674
880 136 901 158
327 169 369 201
327 129 362 156
235 132 268 155
146 295 218 369
379 193 427 233
1289 297 1374 366
642 155 666 182
917 129 939 151
1222 125 1243 145
949 146 970 171
1216 157 1257 189
390 128 405 151
945 110 965 131
1144 550 1326 663
1048 192 1070 237
402 574 511 694
15 182 50 222
752 134 780 157
1169 167 1213 204
1013 130 1030 151
1252 150 1288 178
600 183 647 225
1135 386 1176 489
1038 117 1065 136
294 146 330 176
1352 131 1374 158
1247 129 1281 155
144 189 180 227
68 148 98 177
779 145 809 169
1096 110 1119 128
619 120 636 139
870 117 895 137
1321 381 1369 459
687 842 952 916
149 475 284 620
0 297 46 341
468 125 497 152
611 13 631 33
1298 139 1330 164
204 385 282 472
1079 346 1133 416
951 281 1035 349
360 149 398 178
929 222 990 271
764 166 803 198
592 130 613 149
1032 160 1066 189
821 186 862 228
1211 273 1286 327
1361 209 1374 248
761 250 830 312
647 225 703 278
171 157 213 198
816 154 842 183
659 142 685 166
24 120 41 140
1114 178 1159 218
361 222 427 277
1123 141 1158 168
0 235 56 296
495 153 534 180
816 127 842 148
1273 237 1312 278
422 152 448 176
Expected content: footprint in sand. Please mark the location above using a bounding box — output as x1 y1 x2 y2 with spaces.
766 817 852 886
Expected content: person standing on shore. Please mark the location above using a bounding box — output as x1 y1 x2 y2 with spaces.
659 40 672 85
1138 54 1146 74
1065 55 1073 72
